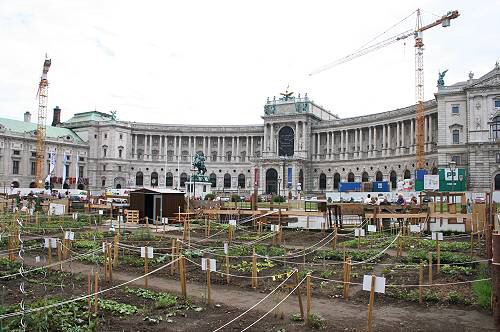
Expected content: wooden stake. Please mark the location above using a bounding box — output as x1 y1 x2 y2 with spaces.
171 239 176 275
57 241 62 270
436 241 441 273
225 254 230 284
108 244 113 282
144 252 149 288
113 234 119 268
306 273 312 323
294 270 305 321
48 243 52 266
87 272 92 313
367 274 376 332
93 272 99 314
419 262 423 304
252 247 257 289
471 232 474 258
332 227 337 250
206 267 212 305
428 252 433 286
179 255 187 299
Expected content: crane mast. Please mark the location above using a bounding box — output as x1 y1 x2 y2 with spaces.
35 58 51 188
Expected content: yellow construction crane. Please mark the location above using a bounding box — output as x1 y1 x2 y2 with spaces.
35 57 51 188
310 9 459 170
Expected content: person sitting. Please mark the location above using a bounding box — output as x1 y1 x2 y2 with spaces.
396 194 406 205
364 194 372 204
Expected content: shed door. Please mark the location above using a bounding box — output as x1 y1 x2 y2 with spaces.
153 195 162 222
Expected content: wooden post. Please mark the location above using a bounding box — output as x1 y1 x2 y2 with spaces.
471 231 474 258
367 274 376 332
87 272 92 313
486 225 493 260
144 252 149 288
492 233 500 326
294 270 305 321
180 255 187 299
57 241 62 270
332 227 337 250
428 252 433 286
436 240 441 273
108 243 113 282
93 272 99 314
225 254 230 284
343 257 352 299
113 234 119 268
206 267 212 305
48 243 52 265
252 247 257 289
171 239 176 275
306 274 312 323
419 262 423 304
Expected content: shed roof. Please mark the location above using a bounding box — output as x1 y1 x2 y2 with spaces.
130 188 185 195
0 117 84 143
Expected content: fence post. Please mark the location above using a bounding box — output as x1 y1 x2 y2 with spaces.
492 233 500 326
428 252 433 286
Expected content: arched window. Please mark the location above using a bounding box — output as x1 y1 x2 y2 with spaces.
166 172 173 187
361 172 369 182
333 173 340 190
491 116 500 139
347 172 355 182
151 172 158 187
299 169 304 188
390 170 397 189
404 169 411 179
29 182 36 188
180 173 187 187
431 167 438 175
11 181 19 188
180 173 188 187
224 173 231 188
266 168 278 194
375 171 383 181
209 173 217 188
238 174 245 188
278 126 294 156
77 184 85 190
319 173 326 190
495 174 500 191
116 183 122 189
136 171 143 186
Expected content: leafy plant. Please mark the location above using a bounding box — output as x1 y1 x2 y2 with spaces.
99 298 140 315
307 313 326 329
124 287 178 308
290 313 304 322
441 264 473 276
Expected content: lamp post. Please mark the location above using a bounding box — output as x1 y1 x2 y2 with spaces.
449 160 456 204
278 177 282 198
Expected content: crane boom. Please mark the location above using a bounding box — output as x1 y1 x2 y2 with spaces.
35 58 51 188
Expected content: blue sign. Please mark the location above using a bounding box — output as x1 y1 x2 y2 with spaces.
287 167 292 188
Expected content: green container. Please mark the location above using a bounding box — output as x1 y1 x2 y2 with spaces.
415 179 424 192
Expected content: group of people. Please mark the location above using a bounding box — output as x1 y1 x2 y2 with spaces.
363 193 418 206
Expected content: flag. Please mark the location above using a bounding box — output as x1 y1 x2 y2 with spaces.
62 152 68 188
45 152 56 185
75 152 79 188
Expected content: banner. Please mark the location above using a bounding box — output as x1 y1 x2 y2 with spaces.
287 167 292 188
75 152 79 188
423 175 439 190
45 152 56 184
62 152 68 188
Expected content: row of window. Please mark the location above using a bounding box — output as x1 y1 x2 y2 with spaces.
11 160 84 177
135 171 246 188
452 101 500 114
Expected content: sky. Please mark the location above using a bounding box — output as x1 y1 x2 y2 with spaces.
0 0 499 125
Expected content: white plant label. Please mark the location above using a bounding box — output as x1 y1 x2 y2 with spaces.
162 217 168 224
410 224 422 233
102 243 107 253
35 256 40 263
141 246 154 258
224 242 229 255
362 275 386 294
270 224 280 232
64 231 75 241
367 225 377 233
201 258 217 272
431 232 443 241
99 210 104 215
354 228 365 237
72 213 78 220
118 216 124 222
229 219 236 226
44 238 57 248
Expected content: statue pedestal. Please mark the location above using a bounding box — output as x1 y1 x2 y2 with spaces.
186 180 212 199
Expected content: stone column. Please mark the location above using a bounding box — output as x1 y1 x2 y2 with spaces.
134 134 138 159
401 121 406 154
160 135 164 160
203 136 206 159
410 119 414 154
316 133 320 160
222 136 225 161
263 124 268 154
249 136 253 158
424 116 428 152
270 124 274 154
368 127 372 158
178 136 182 161
373 126 377 157
150 135 153 160
428 115 433 150
294 122 299 153
354 129 358 159
345 130 349 159
236 136 240 162
326 131 330 159
396 122 400 155
382 125 386 157
302 122 306 153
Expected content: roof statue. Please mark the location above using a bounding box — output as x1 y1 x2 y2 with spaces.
279 84 294 101
110 110 117 120
437 69 448 87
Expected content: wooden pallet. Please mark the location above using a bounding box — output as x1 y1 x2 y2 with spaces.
126 209 139 223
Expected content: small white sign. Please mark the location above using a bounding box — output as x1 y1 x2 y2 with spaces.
161 217 168 225
367 225 377 233
362 275 386 294
72 213 78 220
424 174 440 190
410 224 422 233
118 216 124 223
140 246 154 258
102 242 107 253
229 219 236 226
64 231 75 241
224 242 229 255
44 238 57 248
99 210 104 215
35 256 40 263
354 228 365 237
270 224 280 232
201 258 217 272
431 232 443 241
48 203 65 216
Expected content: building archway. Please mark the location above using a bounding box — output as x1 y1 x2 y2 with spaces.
209 173 217 188
278 126 294 156
361 172 369 182
116 184 122 189
299 169 304 190
114 177 125 189
390 170 397 189
431 167 438 175
319 173 326 190
333 173 340 190
151 172 158 187
77 184 85 190
166 172 173 187
224 173 231 189
347 172 355 182
136 171 144 186
266 168 278 194
180 173 188 187
11 181 19 188
495 174 500 191
29 182 36 188
375 171 383 181
238 174 245 188
403 169 411 179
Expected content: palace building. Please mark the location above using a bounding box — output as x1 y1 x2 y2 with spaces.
1 64 500 194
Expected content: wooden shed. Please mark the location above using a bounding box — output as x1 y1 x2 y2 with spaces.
129 188 185 222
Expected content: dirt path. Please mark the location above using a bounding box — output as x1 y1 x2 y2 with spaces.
23 256 495 331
